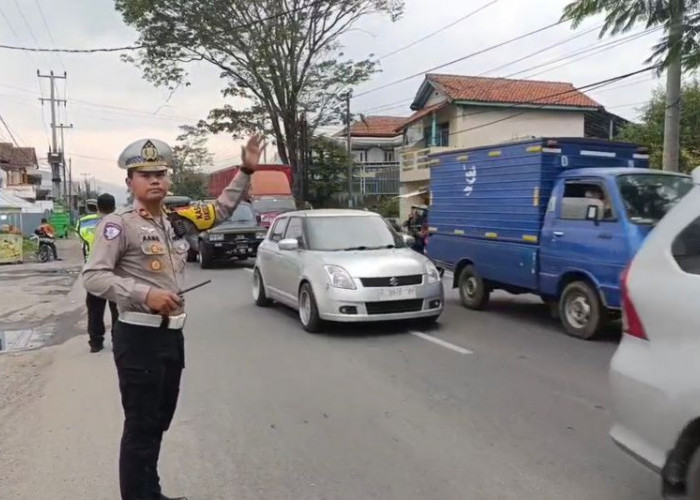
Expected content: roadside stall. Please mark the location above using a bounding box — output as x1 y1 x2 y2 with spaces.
0 192 24 264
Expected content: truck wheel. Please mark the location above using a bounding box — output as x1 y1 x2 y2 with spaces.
559 281 605 340
199 242 213 269
458 265 489 310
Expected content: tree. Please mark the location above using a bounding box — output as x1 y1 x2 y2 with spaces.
307 136 351 207
115 0 404 197
617 79 700 172
170 125 212 199
562 0 699 172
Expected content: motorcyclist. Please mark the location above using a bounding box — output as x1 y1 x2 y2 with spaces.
35 218 59 260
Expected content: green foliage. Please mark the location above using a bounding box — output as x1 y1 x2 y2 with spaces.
562 0 699 70
617 79 700 172
307 136 350 207
375 196 399 218
115 0 404 178
170 125 212 199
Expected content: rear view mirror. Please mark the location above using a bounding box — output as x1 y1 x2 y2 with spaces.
279 238 299 251
586 205 600 222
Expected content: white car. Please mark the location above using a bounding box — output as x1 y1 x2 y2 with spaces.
610 167 700 498
252 209 444 332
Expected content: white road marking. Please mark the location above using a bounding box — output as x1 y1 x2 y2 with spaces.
410 331 473 355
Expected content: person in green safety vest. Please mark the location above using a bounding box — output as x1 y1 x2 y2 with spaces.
77 193 119 352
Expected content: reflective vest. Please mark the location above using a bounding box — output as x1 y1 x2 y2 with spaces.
76 214 102 260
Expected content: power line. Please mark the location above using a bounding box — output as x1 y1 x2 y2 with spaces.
355 25 652 116
377 0 499 61
33 0 66 70
0 0 333 55
353 18 570 99
443 66 658 139
0 113 22 147
11 0 41 48
0 6 19 38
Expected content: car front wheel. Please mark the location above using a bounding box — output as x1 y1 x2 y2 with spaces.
199 241 213 269
252 268 272 307
298 282 323 333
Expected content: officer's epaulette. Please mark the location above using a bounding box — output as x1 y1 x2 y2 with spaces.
116 206 135 216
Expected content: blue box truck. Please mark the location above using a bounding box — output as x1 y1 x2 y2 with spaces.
427 137 693 339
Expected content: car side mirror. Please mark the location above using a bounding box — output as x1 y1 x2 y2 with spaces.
279 238 299 251
402 233 415 246
586 205 600 223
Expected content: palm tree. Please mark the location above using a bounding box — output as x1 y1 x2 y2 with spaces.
562 0 699 172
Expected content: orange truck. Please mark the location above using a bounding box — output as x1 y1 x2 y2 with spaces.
208 164 296 228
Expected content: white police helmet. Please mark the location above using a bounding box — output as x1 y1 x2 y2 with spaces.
118 138 173 172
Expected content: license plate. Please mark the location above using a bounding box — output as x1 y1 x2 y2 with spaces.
377 287 417 300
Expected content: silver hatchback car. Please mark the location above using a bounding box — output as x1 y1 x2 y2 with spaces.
252 209 444 332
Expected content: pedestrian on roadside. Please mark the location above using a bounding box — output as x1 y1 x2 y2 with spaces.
78 193 120 353
82 136 263 500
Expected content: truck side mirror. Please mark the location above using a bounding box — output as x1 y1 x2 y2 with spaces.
586 205 600 223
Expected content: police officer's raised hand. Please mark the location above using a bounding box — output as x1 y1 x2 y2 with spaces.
145 288 182 315
241 135 266 172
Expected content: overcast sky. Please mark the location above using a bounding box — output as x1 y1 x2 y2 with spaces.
0 0 664 201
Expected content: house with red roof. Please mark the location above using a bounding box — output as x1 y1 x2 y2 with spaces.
396 73 627 220
334 115 407 203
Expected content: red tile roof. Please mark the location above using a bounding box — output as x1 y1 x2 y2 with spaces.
399 102 449 130
426 74 601 109
347 116 407 137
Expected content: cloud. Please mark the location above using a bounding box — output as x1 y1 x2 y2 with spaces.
0 0 661 194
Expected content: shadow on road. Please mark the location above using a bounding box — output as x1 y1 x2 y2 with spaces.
448 295 622 344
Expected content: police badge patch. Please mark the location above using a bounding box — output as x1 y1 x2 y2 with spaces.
103 223 122 240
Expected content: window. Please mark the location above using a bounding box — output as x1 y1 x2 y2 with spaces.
269 218 289 242
384 150 395 162
422 123 450 147
305 215 404 251
559 181 614 221
673 216 700 275
618 174 693 225
284 217 304 247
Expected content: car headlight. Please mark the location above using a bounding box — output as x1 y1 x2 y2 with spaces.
256 231 267 239
425 260 440 284
209 233 224 242
324 265 356 290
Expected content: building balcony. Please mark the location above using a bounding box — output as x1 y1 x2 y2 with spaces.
399 146 454 183
4 183 37 201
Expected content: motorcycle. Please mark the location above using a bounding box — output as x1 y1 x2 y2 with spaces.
29 233 56 263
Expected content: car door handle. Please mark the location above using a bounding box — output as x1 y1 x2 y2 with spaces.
597 233 613 239
553 231 564 237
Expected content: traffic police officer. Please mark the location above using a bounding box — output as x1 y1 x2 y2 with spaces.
83 136 262 500
78 193 120 352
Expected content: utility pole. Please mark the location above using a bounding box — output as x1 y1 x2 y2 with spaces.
345 91 352 207
662 0 683 172
58 122 74 209
68 158 73 218
38 70 68 201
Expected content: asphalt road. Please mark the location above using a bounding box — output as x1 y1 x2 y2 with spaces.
0 261 660 500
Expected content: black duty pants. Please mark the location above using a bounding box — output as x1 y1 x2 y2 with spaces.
47 242 58 260
113 321 185 500
86 292 119 348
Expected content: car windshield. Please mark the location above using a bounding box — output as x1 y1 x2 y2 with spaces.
305 215 404 251
253 197 296 213
617 173 693 224
228 204 255 224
